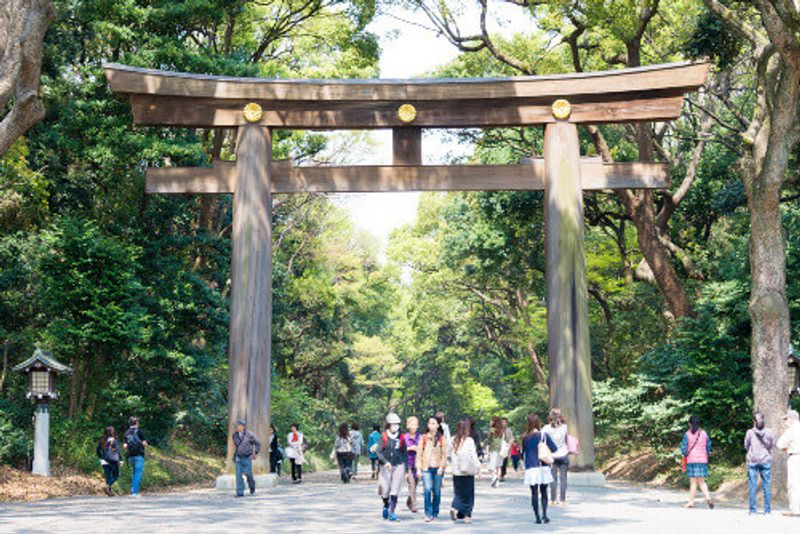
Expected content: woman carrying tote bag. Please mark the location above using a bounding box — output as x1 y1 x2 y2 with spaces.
521 413 558 524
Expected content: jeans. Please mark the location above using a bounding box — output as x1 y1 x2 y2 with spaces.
103 463 120 487
235 455 255 496
747 463 771 513
130 455 145 495
551 457 569 502
422 467 443 518
452 475 475 518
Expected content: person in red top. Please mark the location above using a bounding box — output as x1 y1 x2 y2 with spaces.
510 441 521 472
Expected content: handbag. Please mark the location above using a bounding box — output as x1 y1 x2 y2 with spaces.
566 434 580 456
538 432 554 465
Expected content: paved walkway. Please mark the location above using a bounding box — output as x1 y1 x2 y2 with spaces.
0 472 795 533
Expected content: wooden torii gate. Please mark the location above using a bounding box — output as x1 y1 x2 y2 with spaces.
105 61 708 472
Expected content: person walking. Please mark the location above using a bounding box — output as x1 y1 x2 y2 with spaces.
367 423 381 479
232 419 261 497
744 412 775 514
522 413 557 524
681 415 714 509
286 423 305 484
269 424 282 476
404 416 422 513
543 408 569 505
350 422 364 479
500 417 515 481
487 416 507 488
450 418 481 524
96 426 122 496
377 413 407 521
777 409 800 516
123 416 148 497
416 415 446 521
510 441 521 472
333 423 355 483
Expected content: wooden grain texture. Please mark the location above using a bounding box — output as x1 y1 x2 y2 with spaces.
544 121 595 471
105 61 709 102
129 94 685 128
226 125 272 473
392 127 422 165
145 161 669 193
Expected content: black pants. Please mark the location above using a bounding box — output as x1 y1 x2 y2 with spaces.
269 453 281 476
501 457 509 478
337 452 353 482
530 484 549 520
452 475 475 518
291 458 302 480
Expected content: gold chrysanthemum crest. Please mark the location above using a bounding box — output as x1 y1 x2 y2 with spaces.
243 102 263 123
397 103 417 123
551 99 572 120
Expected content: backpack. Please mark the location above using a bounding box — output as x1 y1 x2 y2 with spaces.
103 440 121 463
381 432 406 449
126 428 144 456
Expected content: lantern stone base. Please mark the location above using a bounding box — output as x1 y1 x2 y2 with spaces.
215 474 278 491
567 471 606 487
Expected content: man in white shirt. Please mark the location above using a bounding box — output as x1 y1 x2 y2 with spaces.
777 409 800 516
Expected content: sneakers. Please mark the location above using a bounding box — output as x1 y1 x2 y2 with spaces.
543 516 550 524
450 508 458 521
387 512 399 522
464 517 472 524
382 507 389 520
491 477 499 488
424 516 434 523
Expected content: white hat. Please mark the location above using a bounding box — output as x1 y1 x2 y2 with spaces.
386 412 401 424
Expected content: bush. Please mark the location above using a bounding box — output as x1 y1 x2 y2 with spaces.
0 413 28 464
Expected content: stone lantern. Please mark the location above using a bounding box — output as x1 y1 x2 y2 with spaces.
12 348 72 476
790 345 800 400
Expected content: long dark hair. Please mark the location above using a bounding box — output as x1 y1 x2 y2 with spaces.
99 426 116 448
338 422 349 439
689 415 700 434
453 418 472 452
521 413 542 443
426 415 443 444
491 415 504 438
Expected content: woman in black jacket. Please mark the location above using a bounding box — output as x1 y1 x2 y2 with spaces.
269 424 282 476
96 426 122 496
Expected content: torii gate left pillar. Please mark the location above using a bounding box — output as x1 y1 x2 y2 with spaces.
227 124 272 471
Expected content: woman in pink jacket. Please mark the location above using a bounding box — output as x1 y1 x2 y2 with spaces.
681 415 714 509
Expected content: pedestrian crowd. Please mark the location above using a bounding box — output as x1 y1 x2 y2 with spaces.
92 408 800 524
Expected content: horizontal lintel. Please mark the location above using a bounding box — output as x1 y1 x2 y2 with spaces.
130 95 685 128
145 161 669 194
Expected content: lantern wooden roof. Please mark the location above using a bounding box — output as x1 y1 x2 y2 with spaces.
103 61 710 129
13 348 72 374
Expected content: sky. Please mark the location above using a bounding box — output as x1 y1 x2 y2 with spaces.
330 2 534 249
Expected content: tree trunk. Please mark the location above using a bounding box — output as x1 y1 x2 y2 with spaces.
0 339 8 393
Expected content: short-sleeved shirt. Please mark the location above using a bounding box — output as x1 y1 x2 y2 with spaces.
404 432 422 469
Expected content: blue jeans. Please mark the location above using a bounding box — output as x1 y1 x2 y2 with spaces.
422 468 443 518
130 456 145 495
747 463 771 513
235 455 255 496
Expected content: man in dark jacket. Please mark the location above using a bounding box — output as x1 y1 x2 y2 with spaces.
232 419 261 497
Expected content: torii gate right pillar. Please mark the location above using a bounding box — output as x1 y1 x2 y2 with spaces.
544 116 595 471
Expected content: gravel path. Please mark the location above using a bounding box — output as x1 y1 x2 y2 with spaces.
0 471 796 533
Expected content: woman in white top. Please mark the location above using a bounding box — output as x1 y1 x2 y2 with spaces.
449 418 481 524
542 408 569 504
285 423 305 484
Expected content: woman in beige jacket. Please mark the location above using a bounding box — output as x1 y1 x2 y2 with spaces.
416 416 447 521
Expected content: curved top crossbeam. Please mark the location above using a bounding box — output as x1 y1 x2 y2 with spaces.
104 62 709 129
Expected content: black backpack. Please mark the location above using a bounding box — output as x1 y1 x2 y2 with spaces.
126 429 144 456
